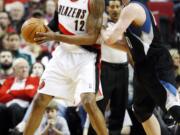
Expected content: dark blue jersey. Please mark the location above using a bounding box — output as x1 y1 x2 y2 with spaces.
125 1 161 63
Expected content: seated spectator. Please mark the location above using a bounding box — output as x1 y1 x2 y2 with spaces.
6 1 25 34
44 0 56 23
25 0 44 19
12 98 68 135
0 58 40 134
37 100 70 135
169 48 180 77
0 16 6 39
0 49 14 83
7 32 33 65
0 0 4 12
30 62 45 77
0 11 14 33
1 33 9 49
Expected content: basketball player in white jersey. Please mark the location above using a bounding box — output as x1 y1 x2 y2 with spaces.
23 0 108 135
102 0 180 135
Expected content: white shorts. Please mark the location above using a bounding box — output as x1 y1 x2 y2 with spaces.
38 45 97 106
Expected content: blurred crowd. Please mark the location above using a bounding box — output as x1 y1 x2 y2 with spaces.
0 0 180 135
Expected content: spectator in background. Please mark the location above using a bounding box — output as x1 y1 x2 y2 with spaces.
169 48 180 78
0 58 40 135
31 62 45 77
0 11 14 33
45 0 56 23
7 32 33 65
38 100 70 135
7 1 25 34
0 49 14 83
1 33 9 49
31 9 48 25
0 11 10 40
24 0 44 19
0 0 4 12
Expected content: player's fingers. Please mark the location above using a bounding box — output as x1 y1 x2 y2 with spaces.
35 32 47 37
34 36 47 42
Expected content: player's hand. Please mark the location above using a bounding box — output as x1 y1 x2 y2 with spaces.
34 25 56 44
101 28 114 45
101 28 122 45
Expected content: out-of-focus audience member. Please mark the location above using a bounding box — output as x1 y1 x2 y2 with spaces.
31 9 48 25
0 11 14 33
1 33 8 49
25 0 44 19
31 62 45 77
0 0 4 12
0 11 8 37
0 49 13 83
169 49 180 77
38 100 70 135
45 0 56 22
0 58 40 135
6 1 25 34
7 32 33 65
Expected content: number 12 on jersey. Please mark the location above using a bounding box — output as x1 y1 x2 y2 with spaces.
75 20 85 31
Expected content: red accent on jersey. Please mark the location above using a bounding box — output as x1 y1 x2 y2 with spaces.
93 44 101 49
58 23 74 35
39 80 45 90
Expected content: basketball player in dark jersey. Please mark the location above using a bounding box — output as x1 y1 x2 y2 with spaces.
23 0 108 135
102 0 180 135
88 0 132 135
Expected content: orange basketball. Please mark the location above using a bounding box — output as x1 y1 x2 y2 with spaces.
21 18 47 44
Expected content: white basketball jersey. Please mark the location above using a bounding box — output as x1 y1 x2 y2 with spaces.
58 0 89 35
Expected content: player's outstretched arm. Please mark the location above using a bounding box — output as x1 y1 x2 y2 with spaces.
102 3 146 45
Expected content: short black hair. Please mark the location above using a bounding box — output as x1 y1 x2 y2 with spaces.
107 0 121 6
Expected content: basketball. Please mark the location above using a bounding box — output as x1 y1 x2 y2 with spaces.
21 18 47 44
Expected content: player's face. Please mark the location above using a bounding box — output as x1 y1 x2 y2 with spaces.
107 1 121 22
0 51 13 65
